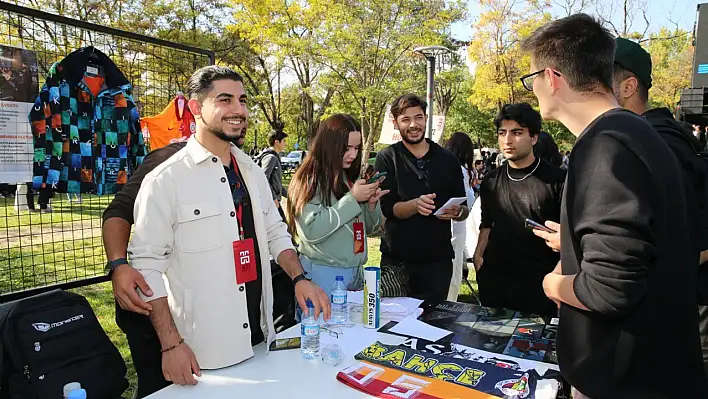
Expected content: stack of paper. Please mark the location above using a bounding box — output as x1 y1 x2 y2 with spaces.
347 291 423 322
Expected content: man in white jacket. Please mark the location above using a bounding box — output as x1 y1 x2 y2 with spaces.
127 66 330 388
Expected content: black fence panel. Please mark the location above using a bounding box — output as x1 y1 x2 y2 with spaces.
0 2 214 301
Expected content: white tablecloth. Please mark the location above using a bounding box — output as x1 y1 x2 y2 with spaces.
145 323 407 398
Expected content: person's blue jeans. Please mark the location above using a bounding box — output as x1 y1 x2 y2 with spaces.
297 255 361 322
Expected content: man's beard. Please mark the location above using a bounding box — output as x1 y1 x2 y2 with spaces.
505 148 532 163
206 119 247 148
400 127 425 145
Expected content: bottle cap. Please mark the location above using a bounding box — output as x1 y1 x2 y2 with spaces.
63 382 82 398
306 299 314 308
335 275 344 281
67 389 87 399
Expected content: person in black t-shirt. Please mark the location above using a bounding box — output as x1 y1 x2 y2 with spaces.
473 103 565 317
376 94 468 302
522 14 706 398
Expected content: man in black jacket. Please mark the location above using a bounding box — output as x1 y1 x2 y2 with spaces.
612 36 708 379
522 14 706 398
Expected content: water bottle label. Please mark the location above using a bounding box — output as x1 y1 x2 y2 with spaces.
332 293 346 305
302 325 319 336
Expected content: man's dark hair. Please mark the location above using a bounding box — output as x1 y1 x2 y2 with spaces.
268 130 288 147
185 66 244 100
613 63 649 104
474 160 483 166
494 103 542 137
390 93 427 119
521 13 615 92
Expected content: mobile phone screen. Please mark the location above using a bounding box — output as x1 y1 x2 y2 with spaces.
269 337 301 351
524 218 557 234
367 172 387 184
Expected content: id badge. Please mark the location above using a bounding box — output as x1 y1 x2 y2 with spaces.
233 238 257 284
353 221 365 254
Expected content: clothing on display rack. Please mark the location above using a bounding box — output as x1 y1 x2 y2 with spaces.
29 46 146 195
140 92 195 150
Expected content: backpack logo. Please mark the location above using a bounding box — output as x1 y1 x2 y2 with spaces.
32 323 50 332
31 314 84 333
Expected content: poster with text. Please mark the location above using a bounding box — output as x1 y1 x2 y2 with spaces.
0 44 38 183
378 104 445 145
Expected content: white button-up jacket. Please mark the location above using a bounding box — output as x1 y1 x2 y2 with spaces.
128 136 294 369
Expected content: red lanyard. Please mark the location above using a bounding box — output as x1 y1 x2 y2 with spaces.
230 155 245 240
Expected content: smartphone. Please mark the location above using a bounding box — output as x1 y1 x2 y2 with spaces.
268 337 301 351
524 218 557 234
367 171 387 184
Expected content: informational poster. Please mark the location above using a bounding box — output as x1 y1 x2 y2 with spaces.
0 45 38 183
378 105 446 145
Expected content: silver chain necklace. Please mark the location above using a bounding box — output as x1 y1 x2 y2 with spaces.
506 158 540 182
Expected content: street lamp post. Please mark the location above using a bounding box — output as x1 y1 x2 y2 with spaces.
413 45 452 140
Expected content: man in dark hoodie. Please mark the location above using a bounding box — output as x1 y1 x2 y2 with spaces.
613 36 708 378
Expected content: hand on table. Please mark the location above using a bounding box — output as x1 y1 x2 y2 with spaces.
112 264 153 315
295 279 331 321
162 342 201 386
532 221 561 252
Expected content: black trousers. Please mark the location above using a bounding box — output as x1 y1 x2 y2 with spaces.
381 255 452 303
115 304 169 399
476 264 558 318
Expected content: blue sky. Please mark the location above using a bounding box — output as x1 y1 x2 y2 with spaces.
450 0 699 41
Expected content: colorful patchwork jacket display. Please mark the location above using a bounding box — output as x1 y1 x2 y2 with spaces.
29 46 146 194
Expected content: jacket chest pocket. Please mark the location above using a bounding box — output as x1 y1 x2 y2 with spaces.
176 201 222 253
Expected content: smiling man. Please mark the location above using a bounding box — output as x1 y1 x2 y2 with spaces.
472 103 565 317
112 66 330 395
375 93 468 302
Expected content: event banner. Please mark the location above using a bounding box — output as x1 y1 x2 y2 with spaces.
0 45 38 183
378 105 445 145
341 341 560 398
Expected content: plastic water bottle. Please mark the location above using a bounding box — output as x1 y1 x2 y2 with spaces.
63 382 81 398
67 389 87 399
331 275 349 324
301 299 320 360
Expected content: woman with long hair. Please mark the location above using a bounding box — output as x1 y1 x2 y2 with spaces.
444 132 476 301
287 114 388 299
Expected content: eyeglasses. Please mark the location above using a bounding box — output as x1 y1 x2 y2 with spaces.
320 325 349 338
520 69 562 91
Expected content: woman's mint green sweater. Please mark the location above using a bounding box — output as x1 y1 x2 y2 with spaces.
295 191 382 267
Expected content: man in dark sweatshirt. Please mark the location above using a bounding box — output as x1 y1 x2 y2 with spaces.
522 14 707 398
612 37 708 379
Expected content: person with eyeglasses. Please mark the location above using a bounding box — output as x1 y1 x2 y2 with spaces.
286 113 387 300
472 103 565 318
103 66 331 395
522 14 706 398
375 93 469 302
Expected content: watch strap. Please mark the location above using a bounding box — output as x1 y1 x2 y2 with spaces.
292 273 309 286
106 257 128 272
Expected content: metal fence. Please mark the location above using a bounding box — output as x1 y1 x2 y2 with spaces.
0 2 214 301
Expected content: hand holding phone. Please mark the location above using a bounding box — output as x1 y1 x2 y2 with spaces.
525 218 557 233
367 172 387 184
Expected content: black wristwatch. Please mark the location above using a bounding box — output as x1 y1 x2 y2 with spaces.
106 258 129 274
292 273 310 286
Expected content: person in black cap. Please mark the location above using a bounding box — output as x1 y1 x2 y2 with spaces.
613 37 708 379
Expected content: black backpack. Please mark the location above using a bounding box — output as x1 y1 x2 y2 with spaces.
255 149 279 167
0 290 128 399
